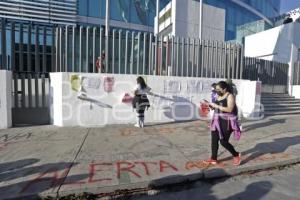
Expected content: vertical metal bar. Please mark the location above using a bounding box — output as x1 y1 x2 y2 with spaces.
209 40 213 78
186 38 190 77
143 32 147 75
79 26 82 72
105 28 109 73
160 35 163 75
72 26 75 72
43 27 47 72
201 40 204 77
20 24 24 72
35 26 40 72
148 33 152 75
131 31 135 74
27 25 32 72
1 19 7 70
181 38 184 77
297 62 300 85
125 31 129 74
112 29 116 74
196 39 200 77
231 44 235 79
11 22 15 71
21 73 25 108
35 74 39 107
119 30 122 74
213 40 216 78
137 32 141 75
235 45 240 79
227 44 231 79
192 38 195 77
176 37 179 76
166 36 169 76
216 41 220 78
93 27 96 73
42 74 46 107
222 42 226 78
154 35 158 75
55 27 59 72
99 28 103 70
65 25 68 72
240 44 244 79
205 40 209 77
86 27 90 72
51 26 55 72
28 73 32 108
171 36 174 76
59 26 62 72
14 73 18 108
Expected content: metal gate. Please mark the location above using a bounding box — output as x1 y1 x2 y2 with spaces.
12 72 50 126
243 57 289 94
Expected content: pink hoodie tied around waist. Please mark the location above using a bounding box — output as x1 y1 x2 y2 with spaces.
210 113 241 140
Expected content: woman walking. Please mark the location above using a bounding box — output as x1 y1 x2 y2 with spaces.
132 76 151 128
204 81 242 166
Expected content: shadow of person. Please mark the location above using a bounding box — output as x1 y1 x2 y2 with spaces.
163 96 199 121
225 181 273 200
243 118 286 132
0 159 88 199
0 158 39 173
242 135 300 164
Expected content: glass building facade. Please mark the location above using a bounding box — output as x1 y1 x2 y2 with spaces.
78 0 170 27
203 0 281 42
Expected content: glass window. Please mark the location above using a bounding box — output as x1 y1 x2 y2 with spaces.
78 0 88 16
110 0 130 22
88 0 101 18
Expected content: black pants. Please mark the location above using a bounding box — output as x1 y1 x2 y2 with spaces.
211 130 239 160
137 108 145 119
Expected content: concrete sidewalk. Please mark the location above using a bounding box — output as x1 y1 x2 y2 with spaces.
1 116 300 199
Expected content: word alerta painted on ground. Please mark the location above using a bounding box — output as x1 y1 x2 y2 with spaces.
19 152 292 193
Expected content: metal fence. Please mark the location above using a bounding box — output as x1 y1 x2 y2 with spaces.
0 19 55 73
243 57 289 85
53 26 244 79
0 18 290 85
293 62 300 85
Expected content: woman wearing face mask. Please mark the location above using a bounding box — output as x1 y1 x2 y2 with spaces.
204 81 242 166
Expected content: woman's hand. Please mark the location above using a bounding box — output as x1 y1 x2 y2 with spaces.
209 103 219 109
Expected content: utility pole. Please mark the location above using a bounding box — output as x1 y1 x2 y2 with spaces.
105 0 110 72
156 0 160 35
199 0 203 40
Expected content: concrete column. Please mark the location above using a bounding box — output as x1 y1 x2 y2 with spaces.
0 70 12 129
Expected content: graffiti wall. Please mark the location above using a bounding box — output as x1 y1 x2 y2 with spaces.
50 73 260 127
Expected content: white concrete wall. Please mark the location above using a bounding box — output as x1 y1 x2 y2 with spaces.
244 22 300 95
292 85 300 99
156 0 225 41
0 70 12 129
50 73 260 127
202 4 225 41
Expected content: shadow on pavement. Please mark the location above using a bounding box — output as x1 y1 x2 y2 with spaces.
243 118 286 132
111 170 273 200
241 135 300 165
0 158 88 200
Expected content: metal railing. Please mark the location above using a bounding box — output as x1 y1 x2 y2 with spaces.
293 61 300 85
0 19 290 85
53 25 244 79
243 57 289 85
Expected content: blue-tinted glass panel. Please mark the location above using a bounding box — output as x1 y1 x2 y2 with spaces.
78 0 88 16
88 0 101 18
110 0 130 22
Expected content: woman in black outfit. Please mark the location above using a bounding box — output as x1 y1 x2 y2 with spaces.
204 81 241 166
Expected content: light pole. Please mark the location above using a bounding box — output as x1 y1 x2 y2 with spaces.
105 0 110 73
199 0 203 40
156 0 160 36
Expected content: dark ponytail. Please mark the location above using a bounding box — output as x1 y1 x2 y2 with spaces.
217 81 233 93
